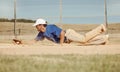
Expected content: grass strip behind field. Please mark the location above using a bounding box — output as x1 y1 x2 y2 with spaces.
0 55 120 72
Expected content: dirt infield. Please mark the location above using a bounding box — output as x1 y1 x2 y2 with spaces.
0 22 120 55
0 43 120 55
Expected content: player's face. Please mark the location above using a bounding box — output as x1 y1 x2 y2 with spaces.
36 24 46 32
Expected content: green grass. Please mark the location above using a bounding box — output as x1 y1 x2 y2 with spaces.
0 55 120 72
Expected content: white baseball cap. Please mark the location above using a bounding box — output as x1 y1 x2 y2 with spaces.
33 18 47 26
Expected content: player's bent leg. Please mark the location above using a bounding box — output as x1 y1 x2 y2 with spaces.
65 29 86 43
86 34 109 45
85 24 107 42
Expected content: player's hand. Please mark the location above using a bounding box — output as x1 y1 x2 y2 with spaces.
13 39 22 45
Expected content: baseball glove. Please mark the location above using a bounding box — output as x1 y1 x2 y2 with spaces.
13 39 22 45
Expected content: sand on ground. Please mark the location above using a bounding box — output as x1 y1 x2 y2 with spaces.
0 22 120 55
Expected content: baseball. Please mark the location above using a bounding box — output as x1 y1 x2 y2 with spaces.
16 41 20 44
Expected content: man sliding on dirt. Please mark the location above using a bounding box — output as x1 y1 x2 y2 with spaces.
32 18 109 45
13 18 109 45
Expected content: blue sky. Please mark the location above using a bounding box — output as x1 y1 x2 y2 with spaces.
0 0 120 24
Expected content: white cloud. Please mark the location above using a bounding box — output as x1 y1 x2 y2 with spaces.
0 0 14 18
107 1 120 16
108 0 120 5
